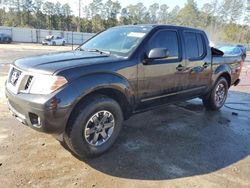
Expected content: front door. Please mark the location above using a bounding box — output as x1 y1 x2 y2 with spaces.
138 29 187 103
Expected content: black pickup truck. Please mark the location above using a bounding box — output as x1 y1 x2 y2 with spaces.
5 25 242 157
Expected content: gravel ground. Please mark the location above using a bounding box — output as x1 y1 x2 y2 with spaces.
0 43 249 188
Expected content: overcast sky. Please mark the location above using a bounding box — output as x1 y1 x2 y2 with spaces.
48 0 209 16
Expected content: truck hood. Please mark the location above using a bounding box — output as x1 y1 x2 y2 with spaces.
14 50 120 74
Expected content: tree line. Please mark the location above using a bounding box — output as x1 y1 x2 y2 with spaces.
0 0 249 44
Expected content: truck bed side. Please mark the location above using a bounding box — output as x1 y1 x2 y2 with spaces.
212 55 242 86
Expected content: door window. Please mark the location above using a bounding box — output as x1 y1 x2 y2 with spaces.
184 31 206 60
147 30 180 59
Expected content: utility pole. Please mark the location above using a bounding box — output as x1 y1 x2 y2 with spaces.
79 0 81 18
77 0 81 32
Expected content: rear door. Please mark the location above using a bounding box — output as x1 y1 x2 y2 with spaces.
183 31 211 92
138 29 187 102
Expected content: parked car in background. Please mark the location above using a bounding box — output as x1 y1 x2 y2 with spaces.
42 35 66 46
0 33 12 43
218 46 245 61
236 45 247 61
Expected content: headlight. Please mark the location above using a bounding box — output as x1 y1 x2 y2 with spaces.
29 75 68 94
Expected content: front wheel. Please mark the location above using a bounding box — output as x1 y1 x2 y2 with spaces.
202 77 228 111
64 95 123 158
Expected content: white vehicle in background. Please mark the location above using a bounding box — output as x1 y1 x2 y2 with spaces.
42 35 66 46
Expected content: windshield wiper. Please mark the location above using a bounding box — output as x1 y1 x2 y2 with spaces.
86 48 111 55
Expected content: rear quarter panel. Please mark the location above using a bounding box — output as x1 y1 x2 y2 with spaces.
212 55 242 85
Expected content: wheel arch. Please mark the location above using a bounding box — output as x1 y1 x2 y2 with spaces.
66 73 135 130
72 87 133 120
218 72 231 88
212 64 232 88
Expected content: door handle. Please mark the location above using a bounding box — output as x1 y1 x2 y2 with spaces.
176 64 184 71
203 62 209 68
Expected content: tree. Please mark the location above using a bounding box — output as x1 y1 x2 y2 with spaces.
0 9 6 25
82 5 91 19
158 4 169 24
61 3 72 30
168 5 180 24
43 1 55 29
102 0 121 28
89 0 103 18
245 0 250 24
229 0 244 23
54 2 62 30
120 8 131 25
127 3 147 24
175 0 199 27
88 0 104 32
21 0 34 26
1 0 249 44
33 0 44 28
201 0 222 42
219 0 244 23
148 3 159 23
8 0 22 25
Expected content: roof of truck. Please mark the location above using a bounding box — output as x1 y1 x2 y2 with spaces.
115 24 205 32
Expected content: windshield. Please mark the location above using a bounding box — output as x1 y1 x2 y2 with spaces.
79 26 152 57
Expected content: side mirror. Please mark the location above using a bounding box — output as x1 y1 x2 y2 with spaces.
147 48 169 59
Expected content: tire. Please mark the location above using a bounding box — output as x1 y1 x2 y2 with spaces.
52 41 56 46
64 95 123 158
202 77 228 111
62 41 65 46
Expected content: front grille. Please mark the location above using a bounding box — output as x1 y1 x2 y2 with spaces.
7 66 33 94
25 76 33 90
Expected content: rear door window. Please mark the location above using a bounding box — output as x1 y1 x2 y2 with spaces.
196 34 205 57
184 31 206 60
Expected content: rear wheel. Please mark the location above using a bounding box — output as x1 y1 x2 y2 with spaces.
202 77 228 111
64 95 123 158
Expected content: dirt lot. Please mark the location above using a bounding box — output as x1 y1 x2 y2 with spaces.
0 43 250 188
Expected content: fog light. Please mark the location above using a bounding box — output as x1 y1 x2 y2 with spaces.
29 113 42 128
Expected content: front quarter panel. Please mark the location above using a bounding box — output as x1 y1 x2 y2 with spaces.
70 73 136 110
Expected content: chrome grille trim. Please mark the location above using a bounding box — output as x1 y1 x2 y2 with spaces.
7 66 34 94
25 76 33 90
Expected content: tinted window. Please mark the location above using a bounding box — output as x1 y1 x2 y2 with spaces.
184 32 206 59
148 30 179 59
197 34 204 57
184 32 198 59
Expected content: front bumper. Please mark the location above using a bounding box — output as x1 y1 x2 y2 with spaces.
5 85 77 135
42 41 51 45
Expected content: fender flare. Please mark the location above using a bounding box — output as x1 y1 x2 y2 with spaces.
68 72 136 117
212 64 232 87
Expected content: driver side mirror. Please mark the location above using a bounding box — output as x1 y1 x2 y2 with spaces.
147 48 169 59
